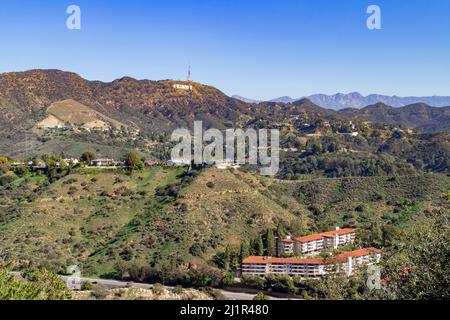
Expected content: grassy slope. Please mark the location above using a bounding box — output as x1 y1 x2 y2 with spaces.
0 167 183 274
17 138 138 160
267 174 449 233
176 169 298 254
46 99 126 128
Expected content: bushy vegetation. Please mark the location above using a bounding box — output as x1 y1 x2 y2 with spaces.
0 266 71 300
278 131 449 179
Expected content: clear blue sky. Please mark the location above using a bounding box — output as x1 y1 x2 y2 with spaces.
1 0 449 99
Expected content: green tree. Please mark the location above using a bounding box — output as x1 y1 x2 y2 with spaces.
0 156 9 165
369 221 382 246
223 245 231 271
265 229 276 257
265 275 296 294
213 246 234 271
125 152 144 171
253 235 264 256
80 151 95 164
0 171 17 186
381 225 400 247
239 240 250 261
383 209 449 300
44 157 59 182
114 258 129 280
253 292 270 300
128 260 153 282
0 266 71 300
276 223 287 239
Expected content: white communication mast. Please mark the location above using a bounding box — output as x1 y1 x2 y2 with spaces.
187 65 192 82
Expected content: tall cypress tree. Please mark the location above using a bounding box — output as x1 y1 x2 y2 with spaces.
223 245 231 271
265 229 276 257
254 235 264 256
276 223 287 239
239 240 250 261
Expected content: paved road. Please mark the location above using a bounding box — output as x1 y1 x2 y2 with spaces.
220 290 297 301
13 272 295 300
64 276 262 300
63 276 299 300
61 275 151 289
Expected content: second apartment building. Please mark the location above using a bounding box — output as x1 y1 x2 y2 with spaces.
277 227 356 256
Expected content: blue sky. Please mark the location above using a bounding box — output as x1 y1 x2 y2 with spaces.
0 0 449 99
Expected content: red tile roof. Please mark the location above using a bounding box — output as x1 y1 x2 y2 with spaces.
294 228 355 243
321 228 355 238
335 248 380 261
296 234 325 243
242 256 324 265
242 248 380 265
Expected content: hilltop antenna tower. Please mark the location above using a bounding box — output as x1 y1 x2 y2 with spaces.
187 65 192 82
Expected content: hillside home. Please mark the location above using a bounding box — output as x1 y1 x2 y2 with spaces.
62 158 79 165
167 159 189 167
339 132 359 137
32 161 47 170
91 159 116 167
214 160 241 170
145 160 161 167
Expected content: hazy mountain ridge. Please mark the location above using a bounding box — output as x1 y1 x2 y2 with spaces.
231 95 262 104
234 92 450 110
308 93 450 110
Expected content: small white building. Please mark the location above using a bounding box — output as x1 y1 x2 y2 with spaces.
214 160 241 170
339 132 359 137
63 158 79 165
91 159 115 167
167 159 189 167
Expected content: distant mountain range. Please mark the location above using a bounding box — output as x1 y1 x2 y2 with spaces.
232 93 450 110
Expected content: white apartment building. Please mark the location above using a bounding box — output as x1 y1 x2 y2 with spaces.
294 234 325 254
242 248 381 278
241 257 326 277
321 228 356 249
277 227 356 256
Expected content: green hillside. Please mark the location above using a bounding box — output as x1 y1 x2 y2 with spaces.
0 167 299 276
0 165 448 282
